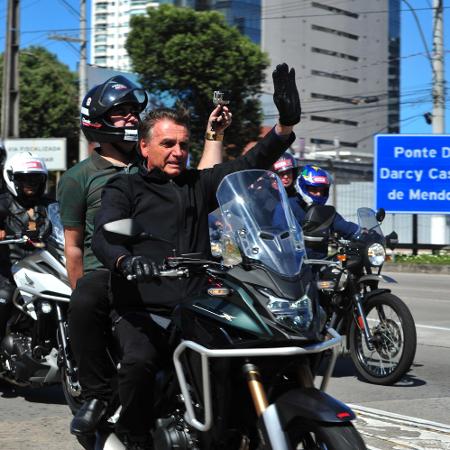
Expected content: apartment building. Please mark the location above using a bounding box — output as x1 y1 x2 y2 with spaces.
262 0 401 159
91 0 159 71
91 0 261 71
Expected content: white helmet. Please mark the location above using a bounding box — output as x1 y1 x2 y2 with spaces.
3 152 48 198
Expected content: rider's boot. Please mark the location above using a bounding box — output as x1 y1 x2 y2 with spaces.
70 398 108 435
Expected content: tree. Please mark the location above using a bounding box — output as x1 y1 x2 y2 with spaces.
0 46 79 140
126 5 269 161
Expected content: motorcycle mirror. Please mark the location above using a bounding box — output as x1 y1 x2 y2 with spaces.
375 208 386 223
386 231 398 251
103 218 177 248
103 218 143 238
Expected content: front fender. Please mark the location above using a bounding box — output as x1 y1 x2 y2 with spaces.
363 288 392 302
275 388 356 428
358 274 397 285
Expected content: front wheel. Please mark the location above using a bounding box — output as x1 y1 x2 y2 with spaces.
288 422 367 450
349 292 417 385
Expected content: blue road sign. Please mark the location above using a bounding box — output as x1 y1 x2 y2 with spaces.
375 134 450 214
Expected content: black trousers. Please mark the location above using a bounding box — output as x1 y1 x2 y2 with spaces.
68 269 115 401
112 311 168 437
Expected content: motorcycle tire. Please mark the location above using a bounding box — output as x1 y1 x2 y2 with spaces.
349 292 417 385
287 421 367 450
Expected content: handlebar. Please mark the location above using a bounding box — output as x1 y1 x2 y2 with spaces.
0 236 30 245
126 267 190 281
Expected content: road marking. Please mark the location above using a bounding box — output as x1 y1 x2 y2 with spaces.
367 318 450 332
350 404 450 450
415 324 450 332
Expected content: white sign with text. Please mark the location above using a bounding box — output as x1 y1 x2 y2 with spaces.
4 138 67 171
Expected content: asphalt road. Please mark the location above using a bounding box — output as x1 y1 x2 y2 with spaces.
0 271 449 449
325 271 450 448
326 271 450 423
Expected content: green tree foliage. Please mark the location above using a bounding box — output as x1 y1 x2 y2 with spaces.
0 46 79 139
126 5 269 161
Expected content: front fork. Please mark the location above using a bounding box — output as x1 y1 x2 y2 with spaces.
243 363 290 450
351 286 375 351
55 304 81 393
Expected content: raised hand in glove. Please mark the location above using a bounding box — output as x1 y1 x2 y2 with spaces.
272 63 301 126
118 255 160 282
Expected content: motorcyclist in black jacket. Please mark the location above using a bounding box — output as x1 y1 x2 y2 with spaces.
91 63 301 448
0 152 52 340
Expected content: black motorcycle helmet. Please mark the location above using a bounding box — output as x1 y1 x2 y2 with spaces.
80 75 148 143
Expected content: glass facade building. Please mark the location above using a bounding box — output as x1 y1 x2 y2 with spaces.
176 0 261 44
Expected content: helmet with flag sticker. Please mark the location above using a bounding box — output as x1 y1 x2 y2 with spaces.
296 164 331 205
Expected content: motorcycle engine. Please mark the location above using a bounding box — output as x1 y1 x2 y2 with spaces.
0 332 33 383
153 415 199 450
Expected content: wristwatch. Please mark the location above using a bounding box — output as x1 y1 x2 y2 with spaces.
205 131 224 141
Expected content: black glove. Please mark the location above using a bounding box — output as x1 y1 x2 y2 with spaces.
272 63 301 126
118 256 160 282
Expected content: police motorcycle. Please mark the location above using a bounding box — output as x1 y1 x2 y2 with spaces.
98 170 366 450
302 205 416 385
0 203 81 407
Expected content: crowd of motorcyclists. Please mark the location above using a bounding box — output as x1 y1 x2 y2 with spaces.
0 63 365 450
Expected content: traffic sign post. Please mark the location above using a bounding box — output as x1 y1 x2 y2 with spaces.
4 138 67 171
375 135 450 214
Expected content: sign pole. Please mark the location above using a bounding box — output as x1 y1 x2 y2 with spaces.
430 0 446 245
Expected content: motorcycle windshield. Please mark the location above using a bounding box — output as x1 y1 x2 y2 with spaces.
48 202 65 247
216 170 305 277
357 207 383 237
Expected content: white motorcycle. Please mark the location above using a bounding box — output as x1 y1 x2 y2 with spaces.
0 203 81 411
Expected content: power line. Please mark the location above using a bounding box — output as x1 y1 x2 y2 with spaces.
6 3 449 38
57 0 80 18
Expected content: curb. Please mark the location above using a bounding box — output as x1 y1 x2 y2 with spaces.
384 263 450 275
350 404 450 450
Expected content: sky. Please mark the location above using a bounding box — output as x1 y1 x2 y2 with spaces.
0 0 449 134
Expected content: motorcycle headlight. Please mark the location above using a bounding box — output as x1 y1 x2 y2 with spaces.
267 294 313 332
367 243 385 266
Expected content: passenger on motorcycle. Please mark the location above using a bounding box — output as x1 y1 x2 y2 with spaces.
271 151 297 197
0 152 52 340
57 75 233 439
91 63 301 448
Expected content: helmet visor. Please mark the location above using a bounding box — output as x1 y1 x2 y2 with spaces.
98 83 147 112
306 185 329 198
14 172 47 187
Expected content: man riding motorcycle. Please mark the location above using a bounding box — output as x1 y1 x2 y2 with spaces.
91 63 301 449
278 164 360 259
57 75 233 439
0 152 52 340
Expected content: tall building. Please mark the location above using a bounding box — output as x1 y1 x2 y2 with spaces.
91 0 261 71
262 0 401 160
91 0 159 71
176 0 261 44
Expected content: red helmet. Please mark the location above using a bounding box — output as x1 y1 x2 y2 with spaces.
272 152 296 175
